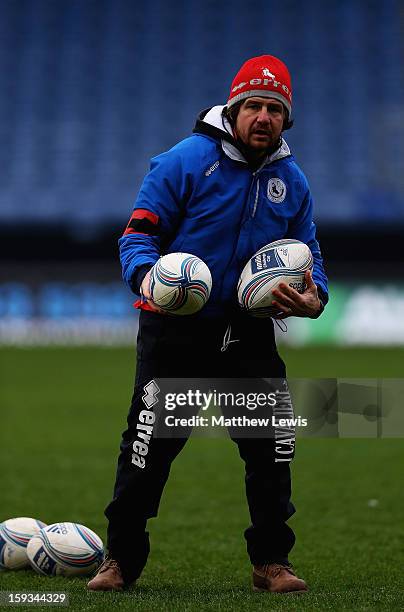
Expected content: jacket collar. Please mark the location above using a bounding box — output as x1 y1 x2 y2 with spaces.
193 105 291 167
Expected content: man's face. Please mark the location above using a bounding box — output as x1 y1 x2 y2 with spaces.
234 97 285 154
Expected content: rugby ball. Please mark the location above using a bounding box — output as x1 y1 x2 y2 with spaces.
27 522 104 577
237 239 313 317
150 252 212 315
0 517 47 569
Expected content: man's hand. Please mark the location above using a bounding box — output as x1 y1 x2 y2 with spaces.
271 270 322 319
140 270 166 314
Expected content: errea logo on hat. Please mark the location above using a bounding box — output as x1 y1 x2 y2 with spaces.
227 54 292 115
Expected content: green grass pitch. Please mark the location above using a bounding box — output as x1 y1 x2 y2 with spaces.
1 346 404 611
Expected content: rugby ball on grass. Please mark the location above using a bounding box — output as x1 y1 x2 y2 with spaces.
27 522 104 577
0 517 47 569
237 239 313 317
150 252 212 315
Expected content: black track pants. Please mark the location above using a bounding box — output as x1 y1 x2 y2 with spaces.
105 311 296 583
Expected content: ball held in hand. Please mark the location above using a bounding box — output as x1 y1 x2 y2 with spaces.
150 253 212 315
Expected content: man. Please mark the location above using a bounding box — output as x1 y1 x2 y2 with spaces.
88 55 328 594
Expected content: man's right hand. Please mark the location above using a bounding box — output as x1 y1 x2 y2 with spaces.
140 270 166 314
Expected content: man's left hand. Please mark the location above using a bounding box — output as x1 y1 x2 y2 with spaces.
271 270 322 319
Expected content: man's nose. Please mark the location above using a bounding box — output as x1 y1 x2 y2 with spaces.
256 108 270 123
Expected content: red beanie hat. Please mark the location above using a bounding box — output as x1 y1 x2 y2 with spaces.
227 55 292 116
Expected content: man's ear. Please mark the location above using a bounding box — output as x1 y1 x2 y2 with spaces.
283 116 294 131
223 102 242 128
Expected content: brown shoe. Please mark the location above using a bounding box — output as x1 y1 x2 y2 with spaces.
87 557 126 591
253 563 308 594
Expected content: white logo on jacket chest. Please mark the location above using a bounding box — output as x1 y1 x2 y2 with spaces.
267 178 287 203
205 160 220 176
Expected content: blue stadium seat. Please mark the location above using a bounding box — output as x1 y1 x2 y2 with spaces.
0 0 403 226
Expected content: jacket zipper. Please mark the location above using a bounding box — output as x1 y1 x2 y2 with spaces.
250 162 265 217
252 178 260 218
217 168 262 305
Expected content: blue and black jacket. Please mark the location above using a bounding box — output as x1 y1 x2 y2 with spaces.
119 105 328 319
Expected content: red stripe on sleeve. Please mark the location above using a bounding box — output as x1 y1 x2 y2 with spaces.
131 209 159 224
122 209 160 236
123 230 149 236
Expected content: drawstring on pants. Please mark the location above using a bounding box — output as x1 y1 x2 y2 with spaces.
273 318 288 333
221 324 240 352
220 319 287 352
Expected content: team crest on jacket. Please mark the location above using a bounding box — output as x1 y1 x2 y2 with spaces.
267 178 287 203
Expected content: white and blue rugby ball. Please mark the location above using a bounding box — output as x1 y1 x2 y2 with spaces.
27 522 104 577
0 517 47 569
150 252 212 315
237 239 313 317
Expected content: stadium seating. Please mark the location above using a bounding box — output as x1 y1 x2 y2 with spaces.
0 0 402 226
